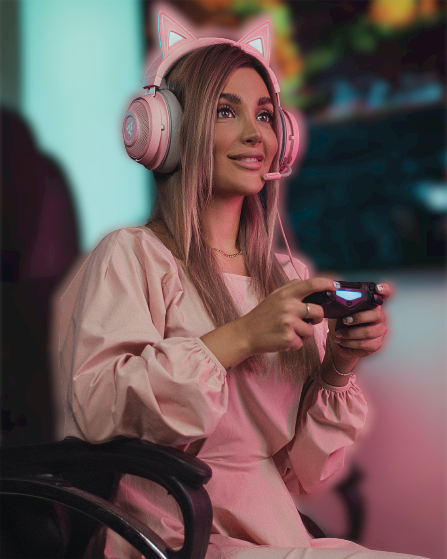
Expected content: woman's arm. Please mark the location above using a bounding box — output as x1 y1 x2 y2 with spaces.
60 229 229 446
321 282 391 386
279 370 368 495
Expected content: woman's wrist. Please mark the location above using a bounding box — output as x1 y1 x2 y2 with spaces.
200 318 251 370
321 337 358 387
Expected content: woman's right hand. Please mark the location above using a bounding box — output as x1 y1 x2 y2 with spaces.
200 278 338 370
239 278 337 356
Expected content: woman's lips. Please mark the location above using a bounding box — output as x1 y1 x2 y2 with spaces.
228 154 264 170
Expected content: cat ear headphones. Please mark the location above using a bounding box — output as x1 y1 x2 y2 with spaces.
123 11 299 180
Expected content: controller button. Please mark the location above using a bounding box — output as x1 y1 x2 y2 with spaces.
373 294 383 305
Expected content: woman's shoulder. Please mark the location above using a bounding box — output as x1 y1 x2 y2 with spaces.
85 225 180 283
275 252 310 282
59 226 182 324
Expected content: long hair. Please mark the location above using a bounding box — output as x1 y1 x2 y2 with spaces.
146 44 321 382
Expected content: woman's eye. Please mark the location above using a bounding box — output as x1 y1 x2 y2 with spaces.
257 111 274 123
217 106 235 119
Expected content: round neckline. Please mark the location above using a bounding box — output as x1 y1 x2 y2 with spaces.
223 272 252 280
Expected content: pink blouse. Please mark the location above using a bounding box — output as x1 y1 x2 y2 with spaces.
59 226 367 557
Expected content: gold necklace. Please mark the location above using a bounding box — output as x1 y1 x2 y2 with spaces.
212 248 243 258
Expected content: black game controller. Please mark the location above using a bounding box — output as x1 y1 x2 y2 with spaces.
303 281 383 320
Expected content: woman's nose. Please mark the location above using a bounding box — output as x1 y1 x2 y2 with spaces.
241 116 262 144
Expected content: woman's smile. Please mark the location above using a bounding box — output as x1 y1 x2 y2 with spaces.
228 151 265 170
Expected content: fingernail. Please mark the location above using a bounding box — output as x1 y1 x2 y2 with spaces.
333 281 340 289
376 284 384 292
335 330 342 338
343 316 353 324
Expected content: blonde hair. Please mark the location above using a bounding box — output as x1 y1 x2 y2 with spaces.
146 44 321 382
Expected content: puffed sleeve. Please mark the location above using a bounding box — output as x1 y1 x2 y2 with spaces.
275 253 368 495
281 368 368 495
59 228 228 446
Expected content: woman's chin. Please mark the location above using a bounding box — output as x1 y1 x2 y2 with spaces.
212 177 267 198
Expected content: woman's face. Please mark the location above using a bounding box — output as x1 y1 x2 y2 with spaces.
212 66 278 199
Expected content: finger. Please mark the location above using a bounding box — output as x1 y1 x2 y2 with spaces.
376 282 391 302
341 306 386 327
293 320 316 343
332 336 384 352
282 319 315 351
301 302 325 325
288 277 340 301
334 322 386 341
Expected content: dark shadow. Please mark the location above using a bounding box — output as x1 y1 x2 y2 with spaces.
1 108 80 447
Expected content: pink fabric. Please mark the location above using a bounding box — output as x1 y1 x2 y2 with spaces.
208 543 426 559
59 226 370 558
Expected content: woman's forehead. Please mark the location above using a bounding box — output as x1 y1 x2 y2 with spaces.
221 67 272 103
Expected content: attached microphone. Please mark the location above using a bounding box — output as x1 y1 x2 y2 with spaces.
263 163 292 181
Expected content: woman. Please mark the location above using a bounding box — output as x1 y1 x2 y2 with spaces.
59 13 426 559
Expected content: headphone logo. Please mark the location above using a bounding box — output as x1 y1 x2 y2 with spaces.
126 121 133 136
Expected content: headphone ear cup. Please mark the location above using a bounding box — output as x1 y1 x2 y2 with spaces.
278 108 299 172
123 95 162 169
155 89 182 173
122 89 182 173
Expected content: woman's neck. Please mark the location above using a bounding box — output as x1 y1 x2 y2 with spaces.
201 196 243 254
147 198 249 276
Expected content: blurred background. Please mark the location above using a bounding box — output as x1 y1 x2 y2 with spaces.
1 0 445 557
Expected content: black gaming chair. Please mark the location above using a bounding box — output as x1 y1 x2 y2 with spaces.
0 438 213 559
0 438 326 559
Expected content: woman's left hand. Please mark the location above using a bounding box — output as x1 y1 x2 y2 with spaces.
328 283 391 368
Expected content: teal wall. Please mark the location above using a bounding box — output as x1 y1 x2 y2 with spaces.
20 0 153 252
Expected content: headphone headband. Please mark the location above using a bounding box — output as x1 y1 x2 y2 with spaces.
143 37 280 96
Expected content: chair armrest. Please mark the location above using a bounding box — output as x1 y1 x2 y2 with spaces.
1 477 173 559
1 438 212 487
0 439 213 559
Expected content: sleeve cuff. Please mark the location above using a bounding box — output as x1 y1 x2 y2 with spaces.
316 371 358 393
193 336 228 376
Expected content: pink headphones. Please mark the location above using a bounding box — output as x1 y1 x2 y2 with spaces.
123 11 299 180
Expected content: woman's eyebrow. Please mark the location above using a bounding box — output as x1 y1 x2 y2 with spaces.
219 93 242 104
219 93 274 107
258 96 273 107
